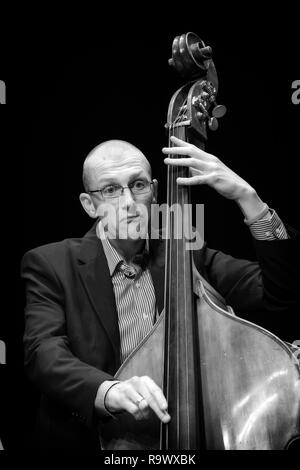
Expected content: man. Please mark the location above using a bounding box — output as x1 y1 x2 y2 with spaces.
21 137 299 449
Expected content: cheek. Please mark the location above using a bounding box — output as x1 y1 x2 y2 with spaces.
146 190 156 206
138 195 153 215
95 201 118 223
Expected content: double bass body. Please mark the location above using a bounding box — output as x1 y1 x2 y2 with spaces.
100 271 300 450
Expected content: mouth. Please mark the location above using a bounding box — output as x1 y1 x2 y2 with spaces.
118 214 141 224
126 213 140 219
126 215 140 222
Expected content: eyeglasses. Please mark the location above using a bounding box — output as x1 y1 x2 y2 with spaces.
88 179 154 199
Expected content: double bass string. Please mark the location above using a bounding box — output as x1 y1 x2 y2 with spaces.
162 120 172 449
174 106 186 448
164 113 179 449
175 120 180 448
177 114 191 449
176 119 182 448
163 100 189 448
177 104 193 448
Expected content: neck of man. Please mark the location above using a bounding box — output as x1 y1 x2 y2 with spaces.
108 237 146 263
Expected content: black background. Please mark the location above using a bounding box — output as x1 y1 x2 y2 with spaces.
0 10 299 452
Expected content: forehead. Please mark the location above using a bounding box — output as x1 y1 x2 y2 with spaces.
88 148 151 185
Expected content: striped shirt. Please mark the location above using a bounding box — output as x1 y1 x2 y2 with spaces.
98 230 157 364
247 208 288 240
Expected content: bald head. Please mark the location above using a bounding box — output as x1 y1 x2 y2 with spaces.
82 140 152 192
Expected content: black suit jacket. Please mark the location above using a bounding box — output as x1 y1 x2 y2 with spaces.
21 221 300 449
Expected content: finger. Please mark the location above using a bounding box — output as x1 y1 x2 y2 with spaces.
135 397 151 420
141 377 168 411
129 393 150 420
140 391 170 423
169 135 188 146
164 157 210 171
111 383 145 420
162 145 213 162
177 175 211 186
162 146 192 156
138 378 170 423
106 381 151 421
123 388 148 420
125 399 145 421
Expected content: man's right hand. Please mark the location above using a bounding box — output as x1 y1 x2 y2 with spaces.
104 376 170 423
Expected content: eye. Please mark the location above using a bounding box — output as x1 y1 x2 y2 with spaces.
103 185 119 195
132 179 146 190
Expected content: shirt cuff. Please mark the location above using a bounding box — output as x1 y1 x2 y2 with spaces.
95 380 120 418
247 208 289 240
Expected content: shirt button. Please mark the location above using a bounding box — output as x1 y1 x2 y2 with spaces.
136 282 140 288
275 228 281 235
143 313 148 320
265 231 271 237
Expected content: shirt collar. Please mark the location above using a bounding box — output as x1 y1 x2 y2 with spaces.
96 220 149 276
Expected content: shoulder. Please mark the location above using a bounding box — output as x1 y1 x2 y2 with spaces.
22 221 98 264
22 237 82 264
21 221 99 273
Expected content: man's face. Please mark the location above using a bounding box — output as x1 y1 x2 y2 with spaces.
89 148 156 240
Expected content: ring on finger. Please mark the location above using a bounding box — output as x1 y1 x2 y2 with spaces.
136 396 146 408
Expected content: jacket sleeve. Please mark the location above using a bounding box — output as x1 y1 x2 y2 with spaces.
200 224 300 334
21 249 115 429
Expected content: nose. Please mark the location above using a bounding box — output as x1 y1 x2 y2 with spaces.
120 186 135 210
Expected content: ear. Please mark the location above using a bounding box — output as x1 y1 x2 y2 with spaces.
79 193 98 218
152 179 158 203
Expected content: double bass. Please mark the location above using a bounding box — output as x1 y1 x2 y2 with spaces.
100 32 300 450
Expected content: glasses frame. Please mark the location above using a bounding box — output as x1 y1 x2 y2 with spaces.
87 179 154 199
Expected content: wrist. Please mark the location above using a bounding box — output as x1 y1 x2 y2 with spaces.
235 187 266 220
94 380 120 416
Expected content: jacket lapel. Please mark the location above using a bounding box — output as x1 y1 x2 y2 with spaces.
148 237 165 314
77 222 120 366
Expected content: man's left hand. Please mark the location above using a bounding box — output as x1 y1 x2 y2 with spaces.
163 136 255 202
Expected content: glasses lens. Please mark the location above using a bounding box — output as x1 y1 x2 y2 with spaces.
102 185 122 198
131 180 151 195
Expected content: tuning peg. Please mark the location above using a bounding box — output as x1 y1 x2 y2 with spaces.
211 104 227 119
196 111 208 121
208 117 219 131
